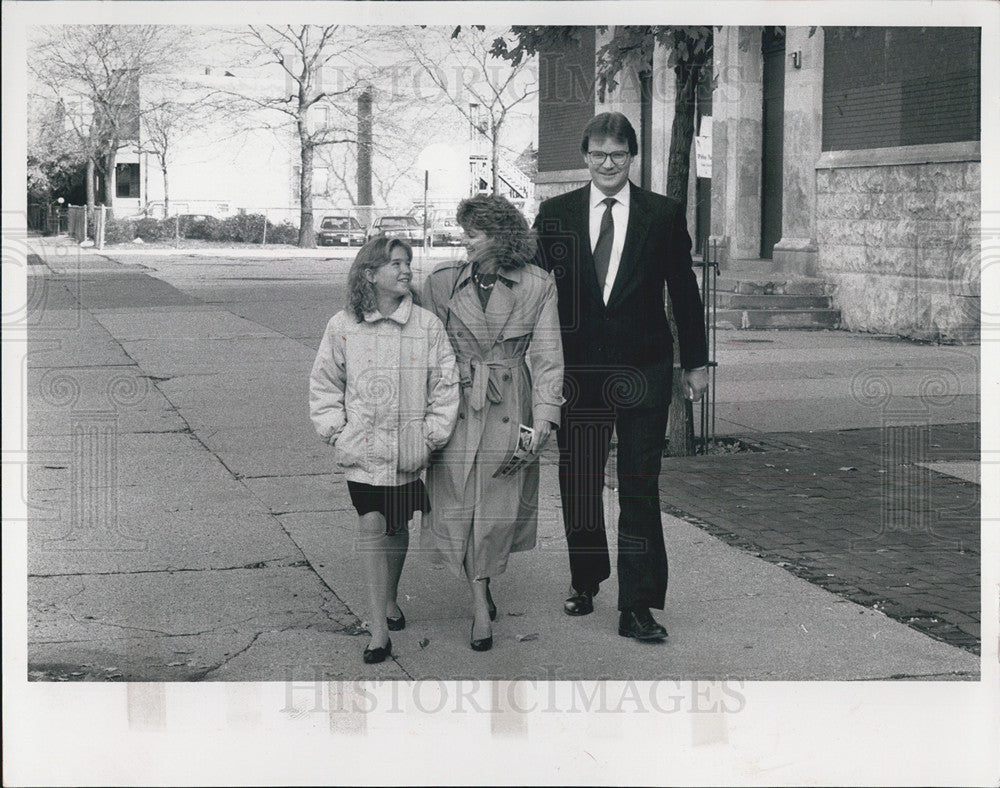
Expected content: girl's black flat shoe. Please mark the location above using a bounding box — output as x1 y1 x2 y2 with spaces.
386 611 405 631
363 637 392 664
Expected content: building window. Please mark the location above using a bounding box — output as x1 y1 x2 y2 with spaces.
822 27 980 151
115 163 141 199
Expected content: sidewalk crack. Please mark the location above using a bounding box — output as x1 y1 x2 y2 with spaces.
51 614 262 640
202 631 264 676
238 472 333 480
29 558 310 579
853 670 978 680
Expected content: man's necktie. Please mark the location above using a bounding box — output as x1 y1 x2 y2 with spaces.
593 197 615 293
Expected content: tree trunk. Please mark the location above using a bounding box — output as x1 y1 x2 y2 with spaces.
665 61 699 212
161 163 170 217
490 114 507 195
491 135 500 195
86 158 96 209
664 59 703 457
356 88 373 209
104 149 117 208
298 130 315 248
85 158 96 239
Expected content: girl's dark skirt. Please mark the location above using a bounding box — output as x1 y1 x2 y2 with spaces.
347 479 430 535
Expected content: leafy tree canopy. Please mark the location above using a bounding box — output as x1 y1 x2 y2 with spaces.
490 26 714 99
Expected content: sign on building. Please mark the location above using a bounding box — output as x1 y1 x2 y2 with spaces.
695 116 713 179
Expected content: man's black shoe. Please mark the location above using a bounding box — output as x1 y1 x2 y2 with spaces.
618 608 667 641
564 586 597 616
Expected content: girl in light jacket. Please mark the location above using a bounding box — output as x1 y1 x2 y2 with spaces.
310 237 459 665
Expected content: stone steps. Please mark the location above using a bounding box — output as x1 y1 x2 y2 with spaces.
713 307 842 330
693 265 842 330
726 278 835 296
717 292 832 309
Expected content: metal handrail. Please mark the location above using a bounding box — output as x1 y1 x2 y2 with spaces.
698 237 720 455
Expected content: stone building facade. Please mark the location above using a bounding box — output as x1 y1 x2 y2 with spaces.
536 25 981 342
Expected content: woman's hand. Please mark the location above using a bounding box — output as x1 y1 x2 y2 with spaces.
527 420 554 454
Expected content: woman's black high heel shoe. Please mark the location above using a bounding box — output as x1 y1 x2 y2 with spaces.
470 620 493 652
386 610 405 631
363 637 392 664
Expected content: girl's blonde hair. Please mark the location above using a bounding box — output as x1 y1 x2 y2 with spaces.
346 236 414 322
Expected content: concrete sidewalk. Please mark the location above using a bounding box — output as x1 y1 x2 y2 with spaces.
23 242 980 681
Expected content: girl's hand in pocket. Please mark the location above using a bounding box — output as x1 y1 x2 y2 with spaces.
398 424 431 472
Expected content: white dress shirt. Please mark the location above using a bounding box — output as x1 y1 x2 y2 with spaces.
589 182 630 304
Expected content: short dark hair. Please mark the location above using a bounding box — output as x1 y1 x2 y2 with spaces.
346 236 413 321
580 112 638 156
455 194 535 270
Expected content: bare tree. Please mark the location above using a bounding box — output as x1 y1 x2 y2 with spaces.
29 25 199 215
213 25 388 247
404 26 538 196
139 75 207 217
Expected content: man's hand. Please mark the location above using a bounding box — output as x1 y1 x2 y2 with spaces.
528 420 554 454
683 367 709 402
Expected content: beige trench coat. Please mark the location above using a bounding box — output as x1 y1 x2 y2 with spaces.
421 261 564 580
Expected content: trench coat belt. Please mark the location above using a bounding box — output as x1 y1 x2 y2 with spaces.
459 356 524 412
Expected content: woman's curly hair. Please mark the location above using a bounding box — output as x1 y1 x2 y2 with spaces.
456 194 536 269
346 236 414 322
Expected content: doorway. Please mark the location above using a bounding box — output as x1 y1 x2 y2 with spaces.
760 28 785 259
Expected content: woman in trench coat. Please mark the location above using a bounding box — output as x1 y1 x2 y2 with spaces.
422 194 564 652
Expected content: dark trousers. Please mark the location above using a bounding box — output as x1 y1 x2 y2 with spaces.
556 367 671 611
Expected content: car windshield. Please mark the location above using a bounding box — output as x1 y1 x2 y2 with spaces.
321 218 350 230
379 216 417 228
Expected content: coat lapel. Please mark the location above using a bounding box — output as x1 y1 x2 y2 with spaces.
485 267 520 346
567 186 604 310
446 264 492 349
606 182 653 311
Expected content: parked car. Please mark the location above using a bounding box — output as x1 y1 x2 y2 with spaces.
427 215 464 247
367 215 422 243
317 215 365 246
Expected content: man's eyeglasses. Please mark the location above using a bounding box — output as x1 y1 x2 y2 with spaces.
586 150 631 167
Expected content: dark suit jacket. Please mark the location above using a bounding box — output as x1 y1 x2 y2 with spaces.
533 182 708 406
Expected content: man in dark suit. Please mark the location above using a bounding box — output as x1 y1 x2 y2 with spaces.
533 112 709 642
